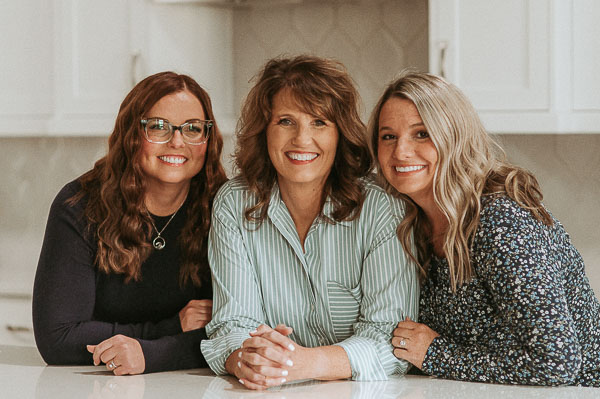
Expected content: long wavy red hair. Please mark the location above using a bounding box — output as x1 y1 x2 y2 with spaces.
70 71 227 287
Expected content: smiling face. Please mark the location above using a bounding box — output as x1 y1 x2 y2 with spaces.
377 97 438 207
139 90 208 193
266 88 339 194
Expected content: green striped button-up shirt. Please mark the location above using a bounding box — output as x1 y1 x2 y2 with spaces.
201 176 419 380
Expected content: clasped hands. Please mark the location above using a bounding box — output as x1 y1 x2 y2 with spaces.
229 324 306 390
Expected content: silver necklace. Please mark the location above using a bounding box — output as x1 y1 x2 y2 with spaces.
147 199 185 250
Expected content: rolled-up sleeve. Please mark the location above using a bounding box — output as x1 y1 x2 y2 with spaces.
335 195 419 380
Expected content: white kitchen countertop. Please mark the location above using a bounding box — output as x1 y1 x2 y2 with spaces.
1 345 597 399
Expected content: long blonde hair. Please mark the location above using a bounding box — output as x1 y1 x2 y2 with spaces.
369 72 552 291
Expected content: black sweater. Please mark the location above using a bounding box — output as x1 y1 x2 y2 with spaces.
33 179 211 373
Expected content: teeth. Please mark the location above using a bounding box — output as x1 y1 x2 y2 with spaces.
287 152 318 161
395 165 425 172
159 156 186 164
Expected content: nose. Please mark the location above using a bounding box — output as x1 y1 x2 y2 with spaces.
393 137 415 159
168 128 186 148
291 123 313 146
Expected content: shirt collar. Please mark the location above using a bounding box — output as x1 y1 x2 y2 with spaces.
267 182 353 227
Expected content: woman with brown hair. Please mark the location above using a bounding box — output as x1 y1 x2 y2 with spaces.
201 55 419 389
370 71 600 386
33 71 228 375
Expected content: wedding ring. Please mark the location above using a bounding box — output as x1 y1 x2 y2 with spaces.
108 360 117 370
399 339 406 348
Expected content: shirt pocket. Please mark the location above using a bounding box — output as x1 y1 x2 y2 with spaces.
326 281 362 341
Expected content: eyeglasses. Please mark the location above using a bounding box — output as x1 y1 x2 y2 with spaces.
140 117 213 145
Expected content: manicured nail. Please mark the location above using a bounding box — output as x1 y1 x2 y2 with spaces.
237 361 241 368
288 344 295 351
286 359 293 366
239 379 245 385
238 351 242 358
281 378 286 383
250 330 257 334
281 370 288 376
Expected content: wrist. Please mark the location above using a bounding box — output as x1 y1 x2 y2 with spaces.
225 349 241 376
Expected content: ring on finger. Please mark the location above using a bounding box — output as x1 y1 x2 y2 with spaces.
399 338 407 348
108 360 118 370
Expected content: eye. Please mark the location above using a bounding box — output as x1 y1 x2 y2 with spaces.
416 130 430 139
313 119 327 127
149 118 168 131
186 122 204 133
380 133 396 141
276 118 293 126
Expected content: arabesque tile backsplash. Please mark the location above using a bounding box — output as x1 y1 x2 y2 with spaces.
2 135 600 296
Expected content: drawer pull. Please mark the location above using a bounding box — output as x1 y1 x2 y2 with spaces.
6 325 32 333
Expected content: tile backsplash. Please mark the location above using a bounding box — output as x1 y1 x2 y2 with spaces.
2 134 600 296
232 0 429 121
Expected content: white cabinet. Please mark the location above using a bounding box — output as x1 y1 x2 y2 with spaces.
567 0 600 132
429 0 600 134
0 0 235 136
0 295 34 346
131 0 236 134
0 1 54 134
52 0 133 135
0 0 133 136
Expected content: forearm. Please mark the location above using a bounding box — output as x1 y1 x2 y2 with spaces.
294 345 351 381
34 317 176 365
138 328 208 373
422 335 581 385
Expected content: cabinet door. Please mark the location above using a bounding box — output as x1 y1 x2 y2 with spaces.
0 0 54 134
53 0 133 135
571 0 600 132
429 0 553 133
0 296 34 347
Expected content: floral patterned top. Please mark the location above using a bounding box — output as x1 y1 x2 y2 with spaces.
420 195 600 386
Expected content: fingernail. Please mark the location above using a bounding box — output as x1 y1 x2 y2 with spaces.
237 361 241 368
288 344 295 351
238 351 242 358
286 359 293 366
250 330 257 334
281 378 286 383
239 379 245 385
281 370 288 376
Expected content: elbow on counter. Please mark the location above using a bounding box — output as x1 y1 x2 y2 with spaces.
32 317 91 366
33 328 91 366
528 345 583 386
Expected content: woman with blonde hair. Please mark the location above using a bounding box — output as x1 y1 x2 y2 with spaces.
370 71 600 386
33 71 228 374
201 55 418 389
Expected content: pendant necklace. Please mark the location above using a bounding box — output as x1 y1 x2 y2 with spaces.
147 197 186 250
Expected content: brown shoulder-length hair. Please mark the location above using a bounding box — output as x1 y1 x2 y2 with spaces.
70 71 228 287
368 72 552 291
235 55 372 224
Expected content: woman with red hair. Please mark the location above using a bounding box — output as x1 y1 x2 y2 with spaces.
33 71 227 375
